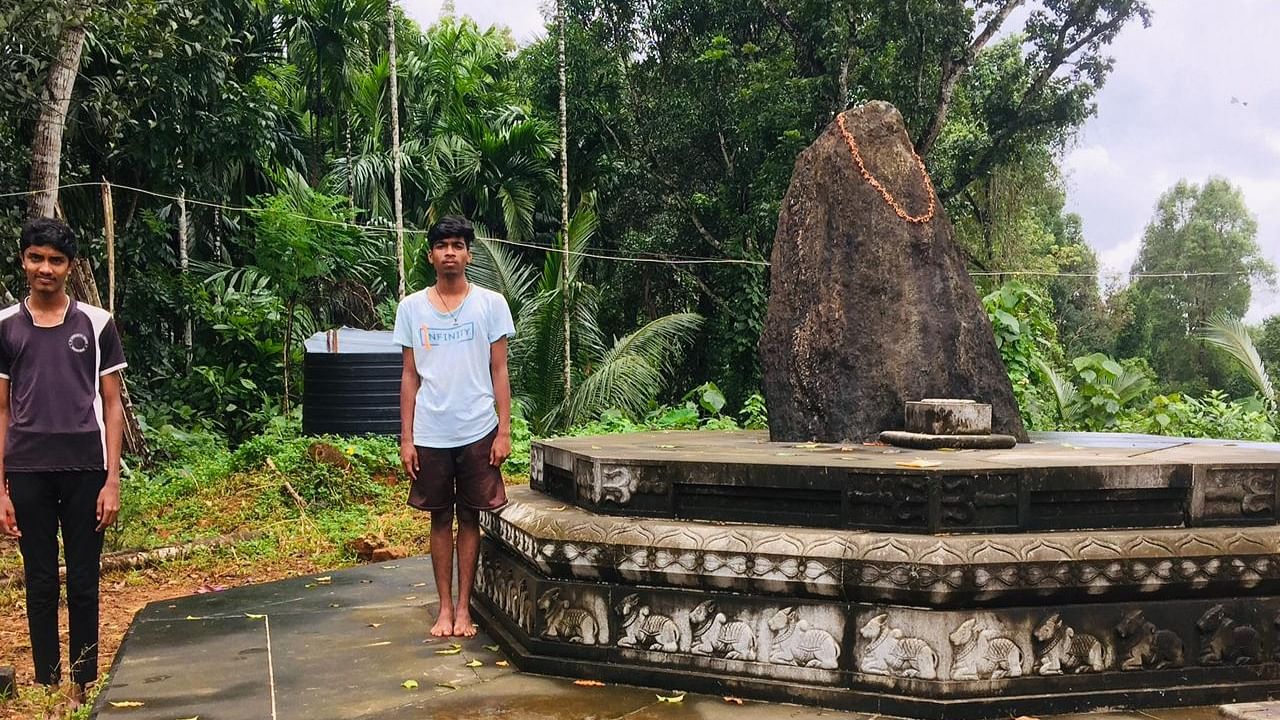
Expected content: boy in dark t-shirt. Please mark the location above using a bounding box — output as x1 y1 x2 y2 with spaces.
0 217 126 710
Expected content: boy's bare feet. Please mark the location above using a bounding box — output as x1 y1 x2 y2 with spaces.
453 607 477 637
431 609 455 637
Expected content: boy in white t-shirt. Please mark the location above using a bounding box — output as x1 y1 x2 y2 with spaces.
393 216 515 637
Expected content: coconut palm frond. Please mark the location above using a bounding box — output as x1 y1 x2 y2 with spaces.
1201 313 1275 405
469 235 537 318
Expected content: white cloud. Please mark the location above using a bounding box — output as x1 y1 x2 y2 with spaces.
1063 145 1122 181
399 0 546 43
1266 132 1280 160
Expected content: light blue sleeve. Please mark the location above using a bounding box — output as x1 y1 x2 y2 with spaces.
488 292 516 342
392 296 416 348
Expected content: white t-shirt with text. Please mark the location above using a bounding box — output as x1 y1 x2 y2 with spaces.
392 285 515 448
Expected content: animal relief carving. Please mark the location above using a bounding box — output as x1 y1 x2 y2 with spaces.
1197 604 1261 665
538 589 602 645
858 613 938 679
689 600 756 660
948 619 1022 680
616 594 680 652
768 607 841 670
594 465 640 504
1115 610 1183 670
1033 614 1108 675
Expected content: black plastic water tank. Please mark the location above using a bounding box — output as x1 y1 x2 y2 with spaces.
302 328 401 436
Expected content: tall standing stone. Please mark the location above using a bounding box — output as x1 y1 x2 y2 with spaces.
759 101 1027 442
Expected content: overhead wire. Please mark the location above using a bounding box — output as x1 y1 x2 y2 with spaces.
0 181 1267 278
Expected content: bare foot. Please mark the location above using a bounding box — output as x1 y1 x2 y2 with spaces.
431 609 455 637
453 608 477 637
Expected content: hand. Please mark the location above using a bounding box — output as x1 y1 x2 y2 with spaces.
0 494 19 539
96 480 120 532
489 431 511 468
401 442 419 478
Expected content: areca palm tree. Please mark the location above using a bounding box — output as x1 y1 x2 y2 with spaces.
283 0 387 184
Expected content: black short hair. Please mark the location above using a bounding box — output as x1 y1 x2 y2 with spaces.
20 217 78 260
427 215 475 247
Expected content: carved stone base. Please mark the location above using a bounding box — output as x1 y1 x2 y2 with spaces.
476 533 1280 718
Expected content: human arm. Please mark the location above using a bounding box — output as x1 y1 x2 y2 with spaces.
489 336 511 468
0 377 16 539
400 347 420 476
97 371 123 531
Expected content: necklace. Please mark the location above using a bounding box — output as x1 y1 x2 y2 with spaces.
432 283 469 326
835 112 937 224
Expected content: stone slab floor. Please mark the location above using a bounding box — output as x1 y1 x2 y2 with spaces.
92 556 1276 720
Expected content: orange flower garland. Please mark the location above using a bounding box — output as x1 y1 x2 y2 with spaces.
835 112 937 225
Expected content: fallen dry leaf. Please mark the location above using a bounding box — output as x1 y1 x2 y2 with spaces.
109 700 146 708
436 682 459 690
401 679 419 690
656 693 685 703
464 659 483 667
435 644 463 655
574 679 605 687
183 616 204 621
495 660 509 667
368 623 383 628
483 644 500 652
792 442 822 449
244 613 266 620
314 576 332 584
723 696 745 705
896 458 942 469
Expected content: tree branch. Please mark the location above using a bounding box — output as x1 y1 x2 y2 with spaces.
917 0 1025 155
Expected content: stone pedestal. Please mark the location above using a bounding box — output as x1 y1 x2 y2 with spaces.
475 431 1280 718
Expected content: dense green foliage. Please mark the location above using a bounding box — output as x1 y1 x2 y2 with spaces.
3 0 1276 444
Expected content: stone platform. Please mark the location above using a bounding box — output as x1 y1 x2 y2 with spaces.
477 431 1280 719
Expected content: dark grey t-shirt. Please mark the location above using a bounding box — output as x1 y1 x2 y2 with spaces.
0 298 127 471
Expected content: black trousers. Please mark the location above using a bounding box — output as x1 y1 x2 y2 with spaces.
7 470 106 686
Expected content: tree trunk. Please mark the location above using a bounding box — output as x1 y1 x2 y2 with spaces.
283 296 297 413
26 6 86 220
388 0 406 298
26 5 148 459
557 0 572 408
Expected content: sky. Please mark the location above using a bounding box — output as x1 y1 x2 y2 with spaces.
402 1 1280 321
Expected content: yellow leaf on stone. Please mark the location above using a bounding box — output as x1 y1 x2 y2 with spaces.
401 680 419 690
176 716 199 720
656 693 685 703
368 623 383 628
184 616 204 621
315 576 332 584
656 444 678 449
244 613 265 620
483 644 500 652
895 459 942 468
495 660 509 667
435 646 463 655
792 442 822 449
109 700 146 708
464 659 483 667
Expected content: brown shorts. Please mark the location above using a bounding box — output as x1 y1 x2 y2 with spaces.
409 427 507 512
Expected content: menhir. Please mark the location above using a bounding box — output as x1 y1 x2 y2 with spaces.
758 101 1026 443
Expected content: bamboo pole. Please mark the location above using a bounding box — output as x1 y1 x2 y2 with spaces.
102 179 115 313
